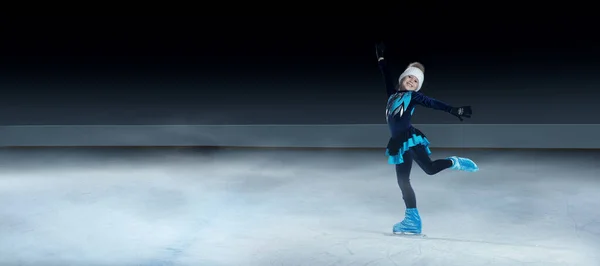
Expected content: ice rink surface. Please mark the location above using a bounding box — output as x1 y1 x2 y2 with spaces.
1 147 599 266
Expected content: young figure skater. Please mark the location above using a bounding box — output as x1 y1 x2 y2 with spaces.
375 43 479 235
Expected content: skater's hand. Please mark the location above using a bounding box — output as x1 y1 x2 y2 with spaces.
376 42 385 60
450 106 472 121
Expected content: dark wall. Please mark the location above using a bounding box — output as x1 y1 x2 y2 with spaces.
1 17 598 125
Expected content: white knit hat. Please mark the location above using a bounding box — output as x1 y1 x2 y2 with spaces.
398 66 424 91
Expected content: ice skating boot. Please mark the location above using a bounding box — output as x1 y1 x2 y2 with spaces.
448 156 479 172
393 208 422 234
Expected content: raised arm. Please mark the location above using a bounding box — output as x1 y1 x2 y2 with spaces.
376 43 397 97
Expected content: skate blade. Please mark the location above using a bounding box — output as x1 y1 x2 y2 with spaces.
388 232 427 238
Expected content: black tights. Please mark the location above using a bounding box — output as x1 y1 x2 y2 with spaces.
395 145 453 209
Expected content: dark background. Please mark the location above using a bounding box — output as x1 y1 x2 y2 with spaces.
1 16 598 125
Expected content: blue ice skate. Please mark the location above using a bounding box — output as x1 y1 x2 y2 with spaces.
393 208 422 234
448 156 479 172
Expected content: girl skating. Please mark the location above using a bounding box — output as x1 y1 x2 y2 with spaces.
375 43 479 235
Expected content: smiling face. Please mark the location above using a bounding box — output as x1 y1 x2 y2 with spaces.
401 75 420 91
398 62 425 91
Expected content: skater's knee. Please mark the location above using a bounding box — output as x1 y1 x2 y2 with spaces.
422 166 436 175
397 178 412 189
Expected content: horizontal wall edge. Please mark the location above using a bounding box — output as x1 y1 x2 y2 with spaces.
1 124 598 149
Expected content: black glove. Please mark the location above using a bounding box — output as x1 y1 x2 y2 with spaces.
450 106 472 121
375 42 385 59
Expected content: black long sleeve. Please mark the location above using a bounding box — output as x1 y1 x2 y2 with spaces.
411 91 453 113
377 58 397 98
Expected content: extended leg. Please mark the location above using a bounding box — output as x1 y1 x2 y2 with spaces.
411 144 479 173
410 145 453 175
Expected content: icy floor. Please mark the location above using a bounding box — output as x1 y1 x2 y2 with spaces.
0 148 599 266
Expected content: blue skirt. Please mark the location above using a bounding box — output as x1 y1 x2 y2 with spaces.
385 126 432 164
